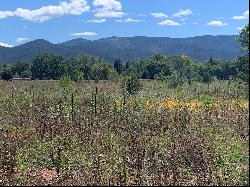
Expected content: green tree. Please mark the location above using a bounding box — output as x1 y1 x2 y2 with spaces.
21 70 32 78
237 24 249 54
71 68 84 82
31 54 49 79
236 24 249 82
236 56 249 83
114 59 125 75
125 61 132 70
1 69 13 81
11 61 31 77
167 71 185 88
123 74 142 95
92 63 117 80
142 62 170 79
31 53 66 80
199 63 212 84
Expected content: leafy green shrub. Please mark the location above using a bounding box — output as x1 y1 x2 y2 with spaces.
122 75 142 95
200 95 215 105
71 69 84 82
20 70 32 78
167 71 185 88
59 75 75 92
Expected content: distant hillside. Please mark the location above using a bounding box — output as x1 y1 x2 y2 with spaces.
0 35 241 65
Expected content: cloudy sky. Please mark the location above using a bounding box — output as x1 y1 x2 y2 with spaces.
0 0 249 47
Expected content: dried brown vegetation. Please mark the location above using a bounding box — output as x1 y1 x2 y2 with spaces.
0 80 248 186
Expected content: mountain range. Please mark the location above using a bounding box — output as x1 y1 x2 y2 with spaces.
0 35 241 65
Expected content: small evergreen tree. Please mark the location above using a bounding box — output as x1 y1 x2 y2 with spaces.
114 59 125 75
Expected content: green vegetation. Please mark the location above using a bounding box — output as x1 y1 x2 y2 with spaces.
114 58 125 75
121 74 142 95
0 24 248 186
0 25 249 86
0 80 248 185
0 69 13 81
1 53 248 85
237 24 249 54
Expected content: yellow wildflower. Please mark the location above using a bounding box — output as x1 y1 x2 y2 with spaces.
163 98 179 109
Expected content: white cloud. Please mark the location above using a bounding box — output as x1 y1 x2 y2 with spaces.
193 22 198 25
94 10 126 18
207 20 227 26
71 32 97 36
232 10 249 20
216 17 224 20
232 16 245 20
93 0 122 10
116 18 144 23
0 11 14 19
0 0 90 22
0 42 13 48
93 0 126 18
158 19 180 26
16 38 29 43
87 19 106 23
173 9 192 17
243 10 249 17
151 12 168 18
237 27 243 30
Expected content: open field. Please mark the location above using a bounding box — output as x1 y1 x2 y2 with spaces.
0 80 249 186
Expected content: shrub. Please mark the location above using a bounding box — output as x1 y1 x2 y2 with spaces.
59 75 75 92
1 71 13 81
200 95 215 105
122 74 142 95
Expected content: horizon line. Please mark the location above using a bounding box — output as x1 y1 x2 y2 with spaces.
1 34 238 48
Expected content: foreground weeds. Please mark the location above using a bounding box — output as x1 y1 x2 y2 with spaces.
0 80 248 186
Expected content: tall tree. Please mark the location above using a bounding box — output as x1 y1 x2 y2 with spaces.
1 69 13 81
12 61 31 77
236 24 249 82
114 59 125 75
237 24 249 55
31 53 65 80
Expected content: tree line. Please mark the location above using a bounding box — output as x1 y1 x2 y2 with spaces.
0 54 117 81
0 24 248 86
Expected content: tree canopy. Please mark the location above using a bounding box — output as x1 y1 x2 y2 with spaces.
237 24 249 55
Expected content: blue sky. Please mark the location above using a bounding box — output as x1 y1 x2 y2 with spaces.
0 0 249 47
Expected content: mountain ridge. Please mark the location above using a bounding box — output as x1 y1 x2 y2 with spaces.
0 35 240 64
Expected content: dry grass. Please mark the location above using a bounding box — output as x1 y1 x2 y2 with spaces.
0 80 248 186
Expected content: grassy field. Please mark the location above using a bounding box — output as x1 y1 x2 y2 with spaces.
0 80 249 186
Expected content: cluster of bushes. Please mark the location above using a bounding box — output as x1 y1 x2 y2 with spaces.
0 61 32 80
0 54 144 94
123 54 249 85
0 53 248 94
0 54 117 81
